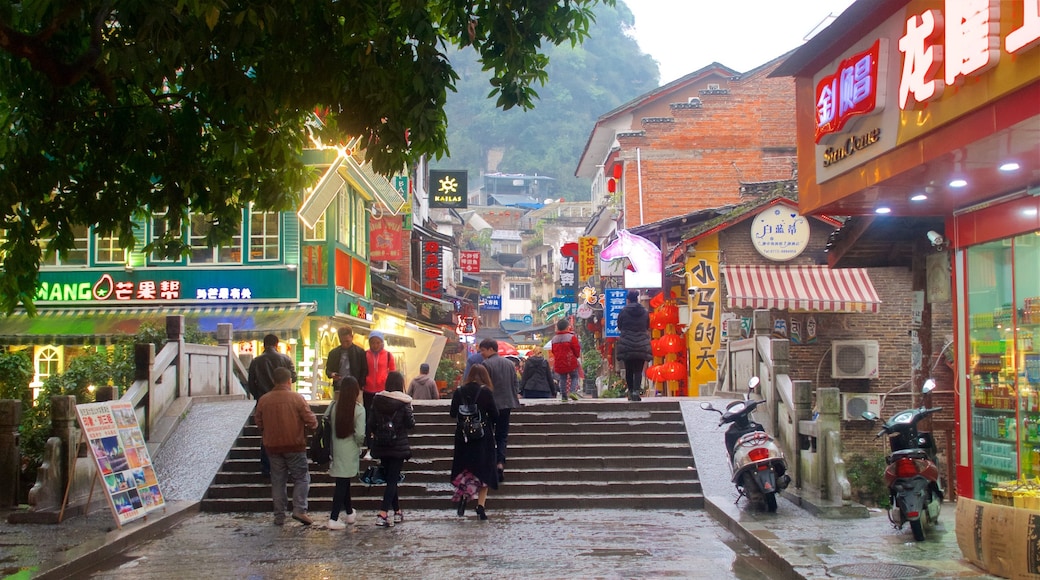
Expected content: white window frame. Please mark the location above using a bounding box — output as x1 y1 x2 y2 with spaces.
249 209 280 261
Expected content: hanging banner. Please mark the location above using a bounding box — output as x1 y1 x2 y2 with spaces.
578 236 598 282
428 170 468 209
76 401 166 526
687 235 721 396
560 242 578 302
460 251 481 273
421 240 443 299
369 215 403 261
604 288 628 338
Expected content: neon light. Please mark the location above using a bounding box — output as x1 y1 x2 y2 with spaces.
815 40 885 143
599 230 662 289
944 0 1000 86
1006 0 1040 53
899 9 945 109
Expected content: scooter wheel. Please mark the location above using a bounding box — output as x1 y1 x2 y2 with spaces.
910 519 925 541
764 493 778 513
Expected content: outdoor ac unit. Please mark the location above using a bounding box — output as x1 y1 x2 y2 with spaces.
831 340 880 379
842 393 881 421
453 269 464 284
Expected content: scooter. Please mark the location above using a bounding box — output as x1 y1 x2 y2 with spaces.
861 380 943 541
700 377 790 512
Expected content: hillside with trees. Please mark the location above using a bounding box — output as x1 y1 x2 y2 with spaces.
436 2 660 202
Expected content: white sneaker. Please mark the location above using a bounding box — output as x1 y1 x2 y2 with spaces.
345 509 356 524
363 451 373 461
327 518 346 530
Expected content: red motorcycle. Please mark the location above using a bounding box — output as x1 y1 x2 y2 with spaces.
862 380 943 541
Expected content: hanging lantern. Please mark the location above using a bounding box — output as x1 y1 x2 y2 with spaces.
607 178 616 193
650 312 667 330
646 364 663 382
660 360 686 381
649 291 665 310
659 302 680 325
613 164 623 179
659 333 684 353
652 338 666 357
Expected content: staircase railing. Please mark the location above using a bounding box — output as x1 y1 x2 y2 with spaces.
716 310 852 508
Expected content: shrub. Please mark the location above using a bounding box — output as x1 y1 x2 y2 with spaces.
845 452 891 508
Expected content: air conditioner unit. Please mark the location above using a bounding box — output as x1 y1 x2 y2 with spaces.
831 340 880 379
842 393 881 421
453 269 464 284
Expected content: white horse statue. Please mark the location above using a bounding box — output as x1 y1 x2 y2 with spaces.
599 229 662 289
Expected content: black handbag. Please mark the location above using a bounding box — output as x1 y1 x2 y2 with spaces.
359 465 405 485
457 390 485 442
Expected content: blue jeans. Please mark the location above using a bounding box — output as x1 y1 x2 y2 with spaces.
555 370 580 397
269 451 310 516
495 409 512 467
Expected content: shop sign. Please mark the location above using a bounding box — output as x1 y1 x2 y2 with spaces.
599 230 662 289
369 215 403 261
480 295 501 310
460 251 481 273
428 170 468 209
560 242 578 294
421 240 443 299
603 288 627 338
578 236 598 282
751 204 810 261
815 39 887 142
822 128 882 167
687 236 721 395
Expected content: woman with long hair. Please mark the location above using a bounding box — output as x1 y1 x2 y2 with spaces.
449 363 500 520
326 376 365 529
368 370 414 527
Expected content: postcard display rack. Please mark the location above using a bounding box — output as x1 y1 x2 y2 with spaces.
68 401 166 527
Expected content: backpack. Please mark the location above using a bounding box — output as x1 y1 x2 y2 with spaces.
372 407 400 447
457 390 485 443
309 408 333 465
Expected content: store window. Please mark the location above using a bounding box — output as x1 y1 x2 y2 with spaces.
967 233 1040 501
189 213 242 264
150 211 178 263
303 213 326 241
510 283 531 300
33 346 62 401
40 224 88 266
95 231 125 264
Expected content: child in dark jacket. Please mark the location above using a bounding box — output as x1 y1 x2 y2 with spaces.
367 371 415 527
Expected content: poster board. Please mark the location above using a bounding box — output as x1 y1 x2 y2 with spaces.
76 401 166 526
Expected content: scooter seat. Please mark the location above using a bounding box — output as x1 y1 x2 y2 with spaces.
889 448 929 461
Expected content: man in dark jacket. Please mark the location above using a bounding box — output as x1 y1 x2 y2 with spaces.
248 334 297 474
325 326 368 394
254 367 318 526
615 290 652 401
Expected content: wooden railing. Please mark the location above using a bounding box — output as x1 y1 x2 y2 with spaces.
716 310 853 509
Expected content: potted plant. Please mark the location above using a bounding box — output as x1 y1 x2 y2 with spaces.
435 358 462 398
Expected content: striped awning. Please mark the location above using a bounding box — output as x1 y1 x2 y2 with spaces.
720 265 881 313
0 302 316 346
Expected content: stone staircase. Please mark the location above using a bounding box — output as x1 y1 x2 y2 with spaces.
200 399 704 513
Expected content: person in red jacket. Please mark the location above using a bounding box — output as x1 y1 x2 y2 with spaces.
363 331 397 413
550 319 582 401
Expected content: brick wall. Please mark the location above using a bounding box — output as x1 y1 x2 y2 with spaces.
616 60 797 228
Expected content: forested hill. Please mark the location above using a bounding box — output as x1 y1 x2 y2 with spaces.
434 1 660 202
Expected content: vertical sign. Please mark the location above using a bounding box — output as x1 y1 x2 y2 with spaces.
687 235 721 396
428 170 468 209
578 236 598 283
369 215 403 261
460 251 481 273
604 288 628 338
421 240 443 298
76 401 166 526
560 242 579 309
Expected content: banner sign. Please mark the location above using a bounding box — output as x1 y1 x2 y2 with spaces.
560 242 578 301
604 289 627 338
578 236 598 282
460 251 481 273
421 240 443 299
369 215 403 261
428 170 468 209
480 295 502 310
76 401 166 526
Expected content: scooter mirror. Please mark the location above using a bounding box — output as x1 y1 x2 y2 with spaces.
922 378 936 394
748 377 760 392
699 402 714 411
861 411 877 421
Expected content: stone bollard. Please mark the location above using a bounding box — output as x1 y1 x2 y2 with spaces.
0 400 22 508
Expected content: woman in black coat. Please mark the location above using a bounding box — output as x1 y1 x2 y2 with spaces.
615 290 652 401
449 363 500 520
368 371 415 527
519 346 557 398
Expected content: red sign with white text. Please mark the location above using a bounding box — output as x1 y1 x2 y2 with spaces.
460 251 481 273
369 215 403 261
815 39 884 143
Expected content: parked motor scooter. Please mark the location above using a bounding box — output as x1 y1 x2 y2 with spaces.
861 379 943 541
700 377 790 512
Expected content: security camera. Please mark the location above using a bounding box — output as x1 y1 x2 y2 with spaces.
688 285 699 296
927 230 945 248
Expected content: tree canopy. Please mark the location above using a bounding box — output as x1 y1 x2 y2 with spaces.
0 0 611 314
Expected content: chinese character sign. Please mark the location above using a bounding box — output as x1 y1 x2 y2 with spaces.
421 240 443 298
687 236 721 396
460 251 481 273
369 215 403 261
815 39 885 142
480 295 502 311
578 236 598 282
76 402 166 526
604 288 628 338
559 242 579 300
750 204 810 261
428 170 468 209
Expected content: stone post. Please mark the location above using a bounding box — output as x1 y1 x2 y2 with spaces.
817 387 842 501
217 323 233 396
792 380 813 490
0 400 22 508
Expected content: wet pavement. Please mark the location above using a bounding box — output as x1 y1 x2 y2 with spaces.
1 397 1000 579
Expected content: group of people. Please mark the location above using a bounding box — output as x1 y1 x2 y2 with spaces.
246 290 653 528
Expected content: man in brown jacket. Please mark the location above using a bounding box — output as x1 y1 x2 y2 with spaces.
254 367 318 525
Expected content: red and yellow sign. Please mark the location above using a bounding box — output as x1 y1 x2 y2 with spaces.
578 236 598 282
686 235 721 396
369 215 403 261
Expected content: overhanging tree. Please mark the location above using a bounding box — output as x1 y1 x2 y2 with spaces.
0 0 611 314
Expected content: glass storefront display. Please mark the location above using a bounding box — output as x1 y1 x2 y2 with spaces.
967 233 1040 501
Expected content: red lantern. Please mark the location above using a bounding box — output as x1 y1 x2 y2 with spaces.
659 333 684 353
659 302 679 325
660 361 686 381
646 364 663 382
613 164 623 179
651 338 666 358
607 178 616 193
649 291 665 310
650 311 667 330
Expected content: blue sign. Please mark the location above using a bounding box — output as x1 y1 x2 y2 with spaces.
604 289 628 338
523 315 533 324
480 295 502 311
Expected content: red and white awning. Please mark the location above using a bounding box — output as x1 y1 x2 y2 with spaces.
720 265 881 313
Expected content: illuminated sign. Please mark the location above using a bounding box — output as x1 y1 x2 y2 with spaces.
751 204 810 262
559 242 578 297
480 295 502 310
460 251 481 273
37 275 185 302
421 240 443 299
815 40 886 142
822 128 882 167
578 236 598 282
599 230 662 289
604 288 627 338
428 170 468 209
